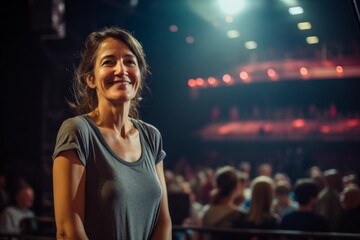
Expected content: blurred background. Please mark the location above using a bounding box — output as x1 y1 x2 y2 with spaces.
2 0 360 217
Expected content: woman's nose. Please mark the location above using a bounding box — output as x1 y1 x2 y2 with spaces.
114 61 128 76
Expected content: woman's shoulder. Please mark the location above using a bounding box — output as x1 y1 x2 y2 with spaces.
132 118 160 132
59 115 90 130
132 119 163 139
62 114 87 124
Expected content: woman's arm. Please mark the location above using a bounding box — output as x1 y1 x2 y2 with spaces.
151 160 172 240
53 150 88 240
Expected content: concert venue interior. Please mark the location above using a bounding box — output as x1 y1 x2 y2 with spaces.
2 0 360 238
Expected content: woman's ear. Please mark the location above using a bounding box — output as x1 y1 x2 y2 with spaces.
86 75 96 89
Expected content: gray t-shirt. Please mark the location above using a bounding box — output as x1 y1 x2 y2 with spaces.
53 115 166 240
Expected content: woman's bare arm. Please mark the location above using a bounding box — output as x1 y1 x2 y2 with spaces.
150 160 172 240
53 150 88 240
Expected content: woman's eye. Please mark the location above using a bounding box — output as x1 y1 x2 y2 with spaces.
103 60 114 65
126 59 136 66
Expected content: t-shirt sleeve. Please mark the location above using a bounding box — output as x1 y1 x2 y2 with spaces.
137 120 166 164
155 130 166 164
147 123 166 164
52 116 90 166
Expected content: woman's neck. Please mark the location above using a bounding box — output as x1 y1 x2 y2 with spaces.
89 106 133 137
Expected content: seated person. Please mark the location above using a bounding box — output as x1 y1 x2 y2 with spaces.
280 178 330 235
201 165 245 240
272 180 298 218
236 176 280 240
0 184 36 234
338 184 360 233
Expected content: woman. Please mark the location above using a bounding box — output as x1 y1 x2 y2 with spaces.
201 165 245 240
237 176 280 240
52 26 172 240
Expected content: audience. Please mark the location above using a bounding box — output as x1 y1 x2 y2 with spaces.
2 160 360 240
0 183 36 234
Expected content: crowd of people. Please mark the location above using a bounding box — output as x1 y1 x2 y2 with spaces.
166 161 360 240
0 161 359 239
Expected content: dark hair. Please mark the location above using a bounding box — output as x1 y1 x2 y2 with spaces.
211 166 238 204
294 178 319 205
68 26 150 118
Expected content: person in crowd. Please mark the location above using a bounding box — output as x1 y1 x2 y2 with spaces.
180 181 203 240
234 171 250 210
280 178 330 235
272 180 298 218
199 167 216 205
0 174 9 212
257 163 273 178
316 168 342 231
239 163 274 212
201 165 245 240
307 165 326 192
0 184 36 234
342 173 357 189
238 161 252 177
52 26 172 240
338 184 360 233
236 175 280 240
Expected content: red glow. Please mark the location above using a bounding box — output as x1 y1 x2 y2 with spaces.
186 36 194 44
169 25 178 32
207 77 218 86
267 68 278 80
222 74 232 84
336 65 344 73
300 67 308 76
293 118 305 128
188 79 196 88
218 126 231 135
239 71 250 83
267 68 276 77
196 77 205 86
346 119 359 127
320 125 331 134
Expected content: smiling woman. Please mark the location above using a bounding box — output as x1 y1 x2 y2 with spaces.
52 27 172 240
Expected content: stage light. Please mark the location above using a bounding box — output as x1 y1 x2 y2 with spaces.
222 74 233 84
218 0 246 15
207 77 218 86
289 6 303 15
300 67 308 76
196 77 205 86
227 30 240 38
245 41 257 50
336 65 344 73
306 36 319 44
297 22 312 30
188 79 196 88
169 25 178 32
186 36 194 44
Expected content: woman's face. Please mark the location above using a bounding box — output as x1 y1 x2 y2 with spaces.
88 37 141 105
